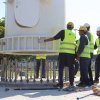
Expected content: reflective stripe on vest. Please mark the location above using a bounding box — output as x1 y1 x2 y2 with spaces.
77 35 90 58
96 38 100 54
59 29 76 54
60 42 76 46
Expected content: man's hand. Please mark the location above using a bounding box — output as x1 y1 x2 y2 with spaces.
38 38 45 43
76 53 80 61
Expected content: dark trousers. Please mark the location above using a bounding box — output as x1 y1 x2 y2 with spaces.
88 53 93 83
36 59 45 78
95 54 100 81
80 57 90 83
58 54 75 86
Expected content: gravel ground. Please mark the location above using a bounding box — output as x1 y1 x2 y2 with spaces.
0 78 100 100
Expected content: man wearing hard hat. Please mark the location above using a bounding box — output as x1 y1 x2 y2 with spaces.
76 26 90 87
44 22 76 91
94 27 100 83
84 23 94 85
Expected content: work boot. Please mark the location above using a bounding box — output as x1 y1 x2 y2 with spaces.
77 82 91 87
76 82 86 87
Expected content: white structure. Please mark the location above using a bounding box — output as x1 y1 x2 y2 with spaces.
0 0 66 55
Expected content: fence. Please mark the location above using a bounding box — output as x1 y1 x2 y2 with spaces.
0 57 69 89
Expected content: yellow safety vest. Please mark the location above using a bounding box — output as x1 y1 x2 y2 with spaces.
36 54 46 59
77 35 90 58
59 29 76 54
89 32 94 53
96 38 100 54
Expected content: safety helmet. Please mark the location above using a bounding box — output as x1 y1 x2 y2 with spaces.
97 27 100 31
79 26 87 31
84 23 90 27
67 22 74 28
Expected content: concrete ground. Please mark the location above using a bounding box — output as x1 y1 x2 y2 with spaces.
0 78 100 100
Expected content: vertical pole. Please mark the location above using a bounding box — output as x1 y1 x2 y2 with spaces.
30 61 32 79
11 60 14 81
46 60 49 83
1 59 5 81
49 61 52 79
33 60 36 82
9 60 12 82
4 57 8 82
26 61 29 83
14 59 17 83
53 60 56 83
40 59 43 83
55 61 58 81
20 62 23 82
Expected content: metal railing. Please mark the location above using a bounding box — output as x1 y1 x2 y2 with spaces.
0 58 69 89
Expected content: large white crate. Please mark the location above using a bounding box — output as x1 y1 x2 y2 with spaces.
0 0 66 55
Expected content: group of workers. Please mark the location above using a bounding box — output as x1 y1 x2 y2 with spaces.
1 21 100 92
44 22 100 91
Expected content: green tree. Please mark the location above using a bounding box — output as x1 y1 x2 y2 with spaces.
0 17 5 38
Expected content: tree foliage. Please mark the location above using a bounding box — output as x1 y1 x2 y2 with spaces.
0 17 5 38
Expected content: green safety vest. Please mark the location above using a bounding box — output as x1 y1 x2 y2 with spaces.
96 38 100 54
36 54 46 59
77 35 90 58
89 32 94 53
59 29 76 54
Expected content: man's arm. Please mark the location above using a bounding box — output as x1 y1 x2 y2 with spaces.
44 30 64 42
76 35 88 60
77 35 88 55
44 37 55 42
94 42 97 49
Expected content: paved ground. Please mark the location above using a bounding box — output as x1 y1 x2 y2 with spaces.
0 78 100 100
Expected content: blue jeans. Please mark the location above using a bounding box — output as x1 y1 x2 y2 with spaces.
80 57 90 83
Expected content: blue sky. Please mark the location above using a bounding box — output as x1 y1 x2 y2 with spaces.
0 0 5 18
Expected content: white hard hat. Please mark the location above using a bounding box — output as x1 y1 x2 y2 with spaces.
97 27 100 31
84 23 90 27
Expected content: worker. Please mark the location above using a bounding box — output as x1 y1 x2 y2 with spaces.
35 54 46 78
94 27 100 83
84 23 94 85
44 22 76 91
76 26 90 87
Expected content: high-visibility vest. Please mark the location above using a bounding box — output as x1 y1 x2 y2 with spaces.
77 35 90 58
36 54 46 59
96 38 100 54
59 29 76 54
89 32 94 53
